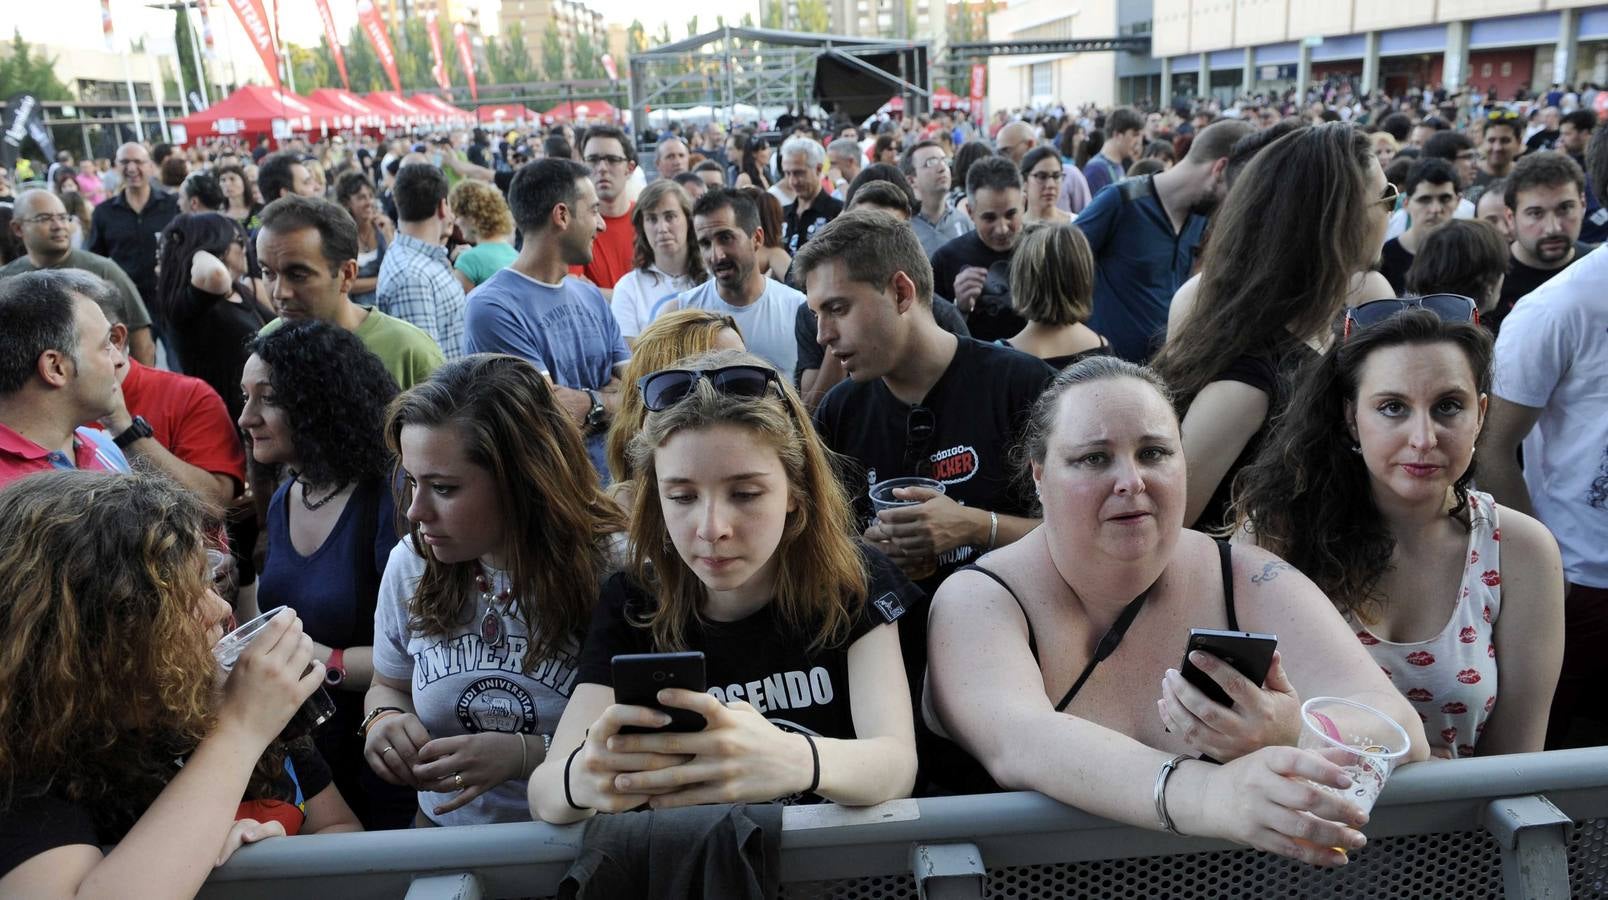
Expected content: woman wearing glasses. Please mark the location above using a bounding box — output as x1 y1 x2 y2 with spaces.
529 351 920 823
1231 303 1563 759
1153 123 1394 530
1020 148 1073 226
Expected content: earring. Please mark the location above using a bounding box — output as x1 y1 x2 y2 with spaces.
1350 442 1362 454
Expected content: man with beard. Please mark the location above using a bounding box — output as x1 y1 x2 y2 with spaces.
674 188 805 376
1487 151 1591 336
1076 118 1254 363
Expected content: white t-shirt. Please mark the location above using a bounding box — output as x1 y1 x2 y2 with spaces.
610 265 699 338
674 277 806 379
1492 247 1608 588
372 539 581 826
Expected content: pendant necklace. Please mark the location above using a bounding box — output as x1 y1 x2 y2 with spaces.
474 563 514 648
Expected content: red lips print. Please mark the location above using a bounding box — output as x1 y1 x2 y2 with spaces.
1483 606 1493 624
1469 549 1480 565
1488 643 1496 658
1458 745 1476 758
1485 696 1496 712
1357 631 1380 646
1459 626 1478 643
1441 727 1458 744
1492 528 1501 542
1407 651 1436 666
1441 701 1467 714
1457 668 1482 684
1481 570 1501 587
1407 688 1435 702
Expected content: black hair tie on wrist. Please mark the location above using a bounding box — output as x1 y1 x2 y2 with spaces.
802 733 820 795
564 745 589 811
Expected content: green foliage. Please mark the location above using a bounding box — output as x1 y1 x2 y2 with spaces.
174 10 211 102
761 0 785 30
0 30 72 101
573 33 605 81
486 23 537 84
628 20 649 56
541 22 565 81
795 0 828 33
344 23 385 92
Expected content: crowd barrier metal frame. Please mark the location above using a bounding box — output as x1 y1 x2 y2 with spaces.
199 746 1608 899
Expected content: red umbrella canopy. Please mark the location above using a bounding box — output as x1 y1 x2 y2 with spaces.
410 93 472 124
307 88 387 130
476 103 540 124
365 91 433 127
540 99 619 123
174 86 341 142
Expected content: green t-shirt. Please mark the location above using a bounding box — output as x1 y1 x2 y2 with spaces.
259 305 444 389
453 241 518 288
0 249 154 330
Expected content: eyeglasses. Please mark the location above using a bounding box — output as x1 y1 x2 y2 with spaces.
115 158 147 167
584 154 629 168
1376 183 1400 212
22 213 72 225
1030 171 1065 182
638 364 781 411
1342 294 1479 340
902 405 936 476
916 156 949 170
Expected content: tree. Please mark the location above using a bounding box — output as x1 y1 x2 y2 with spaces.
0 30 72 100
761 0 786 30
173 9 211 103
627 19 648 56
795 0 828 33
344 23 384 92
541 22 565 81
573 33 605 81
493 23 537 83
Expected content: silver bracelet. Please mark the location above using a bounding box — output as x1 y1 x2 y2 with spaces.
1154 753 1191 835
518 732 529 775
986 510 999 549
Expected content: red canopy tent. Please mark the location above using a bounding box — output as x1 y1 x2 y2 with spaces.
365 92 433 128
541 99 620 124
476 103 540 125
410 93 472 125
877 87 966 115
306 88 386 130
173 86 342 143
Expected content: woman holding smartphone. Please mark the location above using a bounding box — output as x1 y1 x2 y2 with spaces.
529 351 920 823
364 355 627 826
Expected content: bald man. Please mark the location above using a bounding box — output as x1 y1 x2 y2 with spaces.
1 189 156 365
87 142 180 320
655 137 690 180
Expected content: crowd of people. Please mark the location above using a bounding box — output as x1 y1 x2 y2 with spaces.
0 76 1603 894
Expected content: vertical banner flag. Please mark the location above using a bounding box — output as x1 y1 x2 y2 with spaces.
968 63 986 118
313 0 350 89
197 0 216 58
101 0 115 51
601 53 618 81
425 11 451 92
225 0 282 88
2 93 58 169
453 23 478 101
356 0 401 93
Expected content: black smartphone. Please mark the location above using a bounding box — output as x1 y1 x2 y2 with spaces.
612 651 708 734
1178 628 1278 709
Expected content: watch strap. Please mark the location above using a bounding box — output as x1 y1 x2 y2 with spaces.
113 415 153 449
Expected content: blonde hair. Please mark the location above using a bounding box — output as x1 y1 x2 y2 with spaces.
448 179 515 239
1010 222 1095 326
625 350 867 653
605 309 743 482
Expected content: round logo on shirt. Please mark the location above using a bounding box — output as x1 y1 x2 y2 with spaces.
456 676 537 733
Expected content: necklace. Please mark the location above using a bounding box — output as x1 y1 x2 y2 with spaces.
474 562 515 648
291 471 348 512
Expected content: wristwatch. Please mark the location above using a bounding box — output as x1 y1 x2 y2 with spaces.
583 389 607 433
113 415 154 449
325 647 346 687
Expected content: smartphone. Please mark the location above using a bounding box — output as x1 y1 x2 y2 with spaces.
612 651 708 734
1179 628 1278 709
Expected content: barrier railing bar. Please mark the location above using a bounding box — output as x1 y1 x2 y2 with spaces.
1484 795 1574 900
405 872 484 900
911 842 985 900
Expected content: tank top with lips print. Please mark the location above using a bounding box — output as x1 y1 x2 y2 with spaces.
1350 491 1502 759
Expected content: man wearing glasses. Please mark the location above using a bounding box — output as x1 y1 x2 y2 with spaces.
900 141 973 258
570 125 638 299
0 190 156 365
86 143 179 328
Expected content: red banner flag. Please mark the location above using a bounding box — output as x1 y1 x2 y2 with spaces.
196 0 216 58
224 0 281 88
453 23 477 102
968 62 986 118
425 11 451 92
356 0 401 93
313 0 350 90
101 0 115 51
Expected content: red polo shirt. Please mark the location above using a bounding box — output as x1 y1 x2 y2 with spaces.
0 421 125 489
116 359 248 486
568 204 636 290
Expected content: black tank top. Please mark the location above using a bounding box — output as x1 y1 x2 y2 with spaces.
959 540 1238 712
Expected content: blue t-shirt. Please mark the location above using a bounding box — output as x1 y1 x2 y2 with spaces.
463 268 631 479
1081 155 1126 198
1076 176 1207 363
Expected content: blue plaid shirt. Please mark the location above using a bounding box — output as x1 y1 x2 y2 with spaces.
376 232 466 360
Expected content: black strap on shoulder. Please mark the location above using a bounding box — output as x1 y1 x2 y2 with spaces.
958 564 1038 660
1217 540 1239 632
1053 579 1159 713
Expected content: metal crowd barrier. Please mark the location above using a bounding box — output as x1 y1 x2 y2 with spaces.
200 747 1608 899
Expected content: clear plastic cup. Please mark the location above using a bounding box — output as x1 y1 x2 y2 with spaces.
1299 696 1412 850
213 606 336 741
869 476 946 579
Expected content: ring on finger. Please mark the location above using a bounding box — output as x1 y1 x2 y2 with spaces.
453 772 465 790
382 746 395 756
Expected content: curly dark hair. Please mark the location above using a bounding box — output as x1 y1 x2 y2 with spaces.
1229 309 1494 620
246 320 399 487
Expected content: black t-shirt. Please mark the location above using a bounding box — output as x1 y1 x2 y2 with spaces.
0 741 332 878
1488 243 1594 336
812 337 1053 580
575 546 919 777
1378 236 1415 295
792 299 971 386
999 337 1113 371
170 282 273 423
927 232 1027 343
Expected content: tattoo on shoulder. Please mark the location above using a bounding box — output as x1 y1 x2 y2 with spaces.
1249 561 1294 584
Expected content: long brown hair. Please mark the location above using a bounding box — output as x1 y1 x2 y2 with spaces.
605 308 743 482
625 350 867 653
629 180 707 282
385 355 627 672
1153 123 1377 405
0 471 218 833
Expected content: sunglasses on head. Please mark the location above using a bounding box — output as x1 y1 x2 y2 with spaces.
1486 109 1520 122
1342 294 1479 340
637 364 781 412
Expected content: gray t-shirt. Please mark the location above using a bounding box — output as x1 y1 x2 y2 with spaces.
676 277 805 378
373 539 581 826
0 249 153 330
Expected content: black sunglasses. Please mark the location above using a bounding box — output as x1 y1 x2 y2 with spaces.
637 364 781 412
1342 294 1479 340
903 405 936 475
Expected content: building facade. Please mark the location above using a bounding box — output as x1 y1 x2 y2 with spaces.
984 0 1163 109
497 0 609 77
1150 0 1608 105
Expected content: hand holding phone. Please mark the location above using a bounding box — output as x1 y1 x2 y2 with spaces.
1179 629 1278 709
612 652 708 734
1161 629 1301 763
